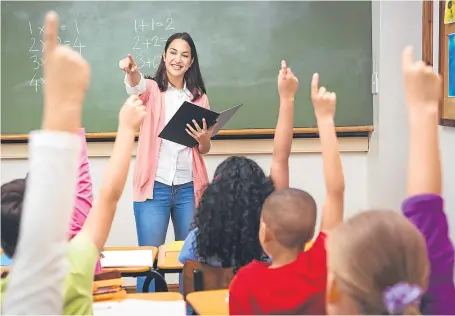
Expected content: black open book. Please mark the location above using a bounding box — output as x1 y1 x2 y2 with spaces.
158 101 242 147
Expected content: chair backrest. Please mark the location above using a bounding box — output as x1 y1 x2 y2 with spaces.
182 260 234 297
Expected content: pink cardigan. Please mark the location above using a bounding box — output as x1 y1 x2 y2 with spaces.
133 79 210 204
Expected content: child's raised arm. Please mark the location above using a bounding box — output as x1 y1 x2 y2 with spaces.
3 11 90 315
270 60 298 189
311 74 345 232
403 47 441 196
401 46 454 315
81 95 146 251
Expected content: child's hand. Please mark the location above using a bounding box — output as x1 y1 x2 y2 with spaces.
42 12 90 133
119 95 146 132
119 54 138 74
311 73 336 119
277 60 299 100
402 46 441 110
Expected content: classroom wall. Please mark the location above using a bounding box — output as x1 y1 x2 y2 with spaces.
1 0 454 282
368 0 455 246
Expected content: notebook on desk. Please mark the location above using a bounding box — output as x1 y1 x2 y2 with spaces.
94 299 185 315
100 250 154 268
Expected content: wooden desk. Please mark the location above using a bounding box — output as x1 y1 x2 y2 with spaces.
121 292 183 301
102 246 158 273
102 246 167 292
187 289 229 316
157 244 184 272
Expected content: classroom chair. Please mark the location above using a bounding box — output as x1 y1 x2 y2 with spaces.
182 260 234 298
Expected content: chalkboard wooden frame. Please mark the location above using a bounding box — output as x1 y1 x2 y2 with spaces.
423 0 455 127
438 1 455 127
1 125 373 142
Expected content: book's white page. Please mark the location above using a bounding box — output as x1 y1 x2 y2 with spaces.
100 250 154 267
94 299 185 315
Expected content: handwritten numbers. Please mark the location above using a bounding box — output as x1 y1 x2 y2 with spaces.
136 54 146 69
73 37 86 54
30 55 44 70
29 74 40 92
29 38 39 52
26 20 86 93
166 18 175 30
153 55 162 68
152 36 161 47
74 20 80 34
133 36 141 50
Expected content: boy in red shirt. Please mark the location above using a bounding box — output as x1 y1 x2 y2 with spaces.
229 73 345 315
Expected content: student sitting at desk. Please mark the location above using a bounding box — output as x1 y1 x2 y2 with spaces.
228 73 345 315
179 61 295 271
1 98 146 314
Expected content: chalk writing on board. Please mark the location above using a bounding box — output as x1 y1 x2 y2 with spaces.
27 20 85 92
134 18 175 32
131 17 176 70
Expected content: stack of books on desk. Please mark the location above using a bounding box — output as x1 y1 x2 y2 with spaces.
93 270 127 301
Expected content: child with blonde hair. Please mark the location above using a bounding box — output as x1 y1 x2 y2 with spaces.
325 47 454 315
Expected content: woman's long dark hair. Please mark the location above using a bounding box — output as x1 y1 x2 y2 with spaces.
193 156 274 273
145 32 206 102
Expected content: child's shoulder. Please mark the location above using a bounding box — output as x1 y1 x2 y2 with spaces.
402 193 443 214
236 260 266 278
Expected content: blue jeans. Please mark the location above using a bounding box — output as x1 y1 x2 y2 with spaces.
133 181 195 292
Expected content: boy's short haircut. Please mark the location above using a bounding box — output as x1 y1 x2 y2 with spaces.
262 188 317 250
1 178 26 258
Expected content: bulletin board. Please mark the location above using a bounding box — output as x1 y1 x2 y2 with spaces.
422 0 455 127
439 1 455 126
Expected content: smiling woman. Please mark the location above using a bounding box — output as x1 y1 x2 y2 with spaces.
118 32 212 292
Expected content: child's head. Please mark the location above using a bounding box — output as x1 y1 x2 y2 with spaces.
194 156 274 272
326 210 428 315
259 188 317 257
1 178 27 258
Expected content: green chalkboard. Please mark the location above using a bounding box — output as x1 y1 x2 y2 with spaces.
1 1 372 137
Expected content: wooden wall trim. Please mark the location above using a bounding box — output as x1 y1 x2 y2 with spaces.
435 1 455 126
422 0 434 65
0 125 373 142
1 137 369 159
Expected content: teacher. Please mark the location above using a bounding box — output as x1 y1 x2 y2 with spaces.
119 32 213 291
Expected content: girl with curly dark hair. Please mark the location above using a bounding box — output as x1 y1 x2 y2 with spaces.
179 60 297 273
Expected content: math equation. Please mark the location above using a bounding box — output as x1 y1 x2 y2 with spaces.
28 20 86 92
131 17 176 71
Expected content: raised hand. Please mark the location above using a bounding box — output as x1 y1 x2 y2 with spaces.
277 60 299 100
311 73 336 119
118 94 146 132
402 46 442 109
119 54 138 74
42 11 90 133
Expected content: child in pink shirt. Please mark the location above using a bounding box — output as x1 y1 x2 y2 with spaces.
70 128 101 273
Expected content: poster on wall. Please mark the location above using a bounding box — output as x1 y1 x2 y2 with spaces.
449 33 455 97
446 0 454 24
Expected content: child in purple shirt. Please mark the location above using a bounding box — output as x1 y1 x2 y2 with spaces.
402 195 455 314
401 46 455 315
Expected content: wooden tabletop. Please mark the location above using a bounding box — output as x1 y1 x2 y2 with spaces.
186 289 229 315
157 244 184 270
122 292 183 301
102 246 158 273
